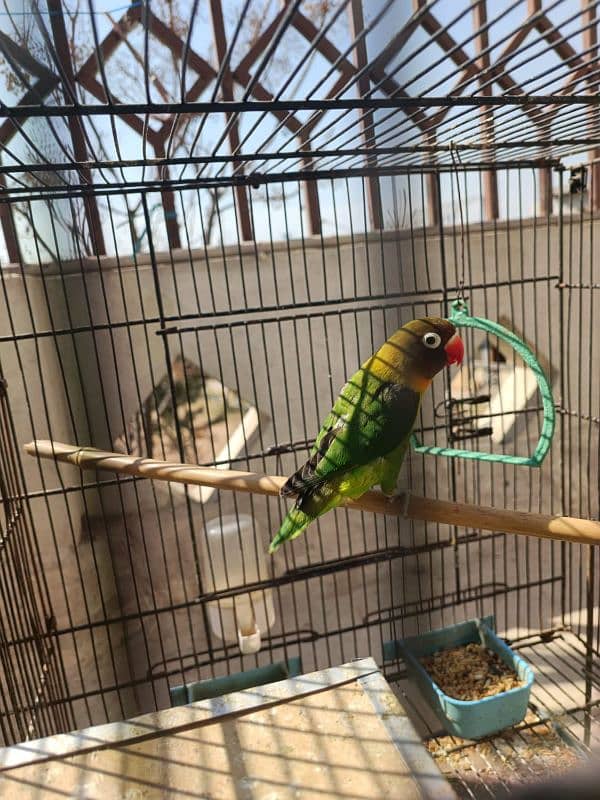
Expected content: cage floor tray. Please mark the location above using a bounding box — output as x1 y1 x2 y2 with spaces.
427 709 584 799
0 659 454 800
395 630 596 799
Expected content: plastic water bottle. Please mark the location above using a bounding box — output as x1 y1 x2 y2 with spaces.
201 514 275 655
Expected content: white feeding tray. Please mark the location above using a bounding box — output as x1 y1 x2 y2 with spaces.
114 356 261 504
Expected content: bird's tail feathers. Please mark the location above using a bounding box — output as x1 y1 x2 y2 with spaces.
268 506 311 554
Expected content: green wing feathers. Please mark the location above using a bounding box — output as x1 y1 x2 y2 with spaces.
270 369 421 553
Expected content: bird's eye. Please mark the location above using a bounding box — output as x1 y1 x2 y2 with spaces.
422 332 441 349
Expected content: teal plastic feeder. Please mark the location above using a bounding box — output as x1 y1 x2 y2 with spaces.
385 617 534 740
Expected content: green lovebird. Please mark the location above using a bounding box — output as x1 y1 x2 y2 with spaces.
268 317 464 554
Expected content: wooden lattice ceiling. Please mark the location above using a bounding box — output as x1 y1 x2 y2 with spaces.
1 0 600 260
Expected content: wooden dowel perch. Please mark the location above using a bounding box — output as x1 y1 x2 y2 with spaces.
25 440 600 548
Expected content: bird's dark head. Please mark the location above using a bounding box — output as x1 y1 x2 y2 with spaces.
403 317 464 374
368 317 464 389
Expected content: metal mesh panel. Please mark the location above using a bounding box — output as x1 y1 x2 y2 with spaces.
0 3 599 794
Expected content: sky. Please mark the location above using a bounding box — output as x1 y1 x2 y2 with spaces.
0 0 594 265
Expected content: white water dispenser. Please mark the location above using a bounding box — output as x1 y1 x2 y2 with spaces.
201 514 275 655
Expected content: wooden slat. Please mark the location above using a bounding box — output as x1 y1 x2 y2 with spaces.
299 130 321 236
236 7 289 76
419 10 476 71
531 9 588 72
75 77 161 147
290 11 424 119
582 0 600 212
143 8 216 83
0 75 59 145
209 0 253 241
539 165 553 216
472 0 499 221
498 19 535 62
0 177 20 264
0 32 58 263
0 31 60 145
152 142 182 249
76 3 141 92
0 31 57 80
349 0 383 231
47 0 106 255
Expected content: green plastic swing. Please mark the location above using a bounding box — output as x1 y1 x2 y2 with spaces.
410 299 555 467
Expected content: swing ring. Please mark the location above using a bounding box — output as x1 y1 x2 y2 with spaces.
410 302 556 467
450 298 469 320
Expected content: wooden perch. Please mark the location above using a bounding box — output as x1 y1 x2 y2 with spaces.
24 439 600 547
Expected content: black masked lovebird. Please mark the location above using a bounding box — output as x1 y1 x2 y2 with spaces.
268 317 464 554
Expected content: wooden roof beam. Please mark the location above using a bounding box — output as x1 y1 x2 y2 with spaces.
348 0 382 230
472 0 498 221
582 0 600 211
209 0 252 242
47 0 106 254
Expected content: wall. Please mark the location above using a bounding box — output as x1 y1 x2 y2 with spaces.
0 215 593 731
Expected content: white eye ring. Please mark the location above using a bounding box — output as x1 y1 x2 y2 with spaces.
422 332 441 349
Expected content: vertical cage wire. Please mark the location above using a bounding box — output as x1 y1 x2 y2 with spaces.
0 364 74 742
1 165 592 746
0 7 598 792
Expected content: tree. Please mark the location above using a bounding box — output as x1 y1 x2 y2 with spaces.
0 0 346 261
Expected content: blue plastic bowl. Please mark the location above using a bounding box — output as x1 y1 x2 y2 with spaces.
388 616 534 740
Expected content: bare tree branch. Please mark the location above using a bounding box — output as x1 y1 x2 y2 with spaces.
1 0 347 257
13 205 59 263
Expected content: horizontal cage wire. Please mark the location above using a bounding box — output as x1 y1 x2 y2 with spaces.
0 1 599 797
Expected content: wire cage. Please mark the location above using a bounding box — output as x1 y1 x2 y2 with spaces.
1 0 600 796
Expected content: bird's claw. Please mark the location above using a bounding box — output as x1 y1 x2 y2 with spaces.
384 490 411 518
401 490 411 518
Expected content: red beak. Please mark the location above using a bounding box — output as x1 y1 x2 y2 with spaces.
444 333 464 366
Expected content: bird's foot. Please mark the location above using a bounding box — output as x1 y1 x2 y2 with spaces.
400 490 411 518
383 490 411 517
